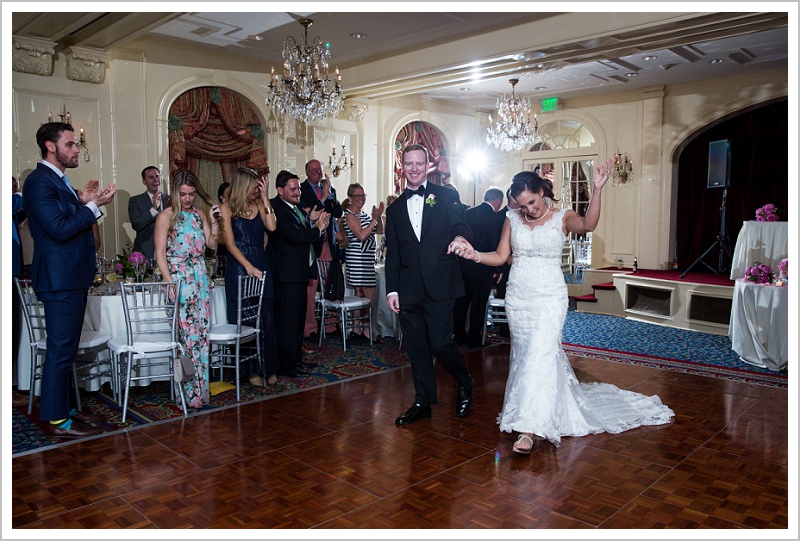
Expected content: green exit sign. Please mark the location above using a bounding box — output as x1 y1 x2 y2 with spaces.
541 97 558 112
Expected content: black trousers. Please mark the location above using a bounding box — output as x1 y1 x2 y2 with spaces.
453 274 492 345
400 294 472 406
275 281 307 373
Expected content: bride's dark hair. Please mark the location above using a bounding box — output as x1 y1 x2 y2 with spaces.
509 171 559 203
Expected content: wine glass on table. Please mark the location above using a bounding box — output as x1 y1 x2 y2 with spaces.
105 267 118 295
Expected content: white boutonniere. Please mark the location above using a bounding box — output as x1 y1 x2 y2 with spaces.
425 194 437 207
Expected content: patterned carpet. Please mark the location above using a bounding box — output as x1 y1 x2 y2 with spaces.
12 312 788 455
561 311 787 387
486 311 787 388
11 337 409 456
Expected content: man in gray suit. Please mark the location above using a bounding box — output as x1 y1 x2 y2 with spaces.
128 166 168 260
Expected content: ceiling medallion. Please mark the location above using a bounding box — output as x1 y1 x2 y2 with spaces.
266 18 344 122
486 78 540 152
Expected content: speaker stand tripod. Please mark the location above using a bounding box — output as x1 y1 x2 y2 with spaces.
681 187 732 277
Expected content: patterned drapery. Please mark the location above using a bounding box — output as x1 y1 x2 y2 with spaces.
168 87 268 191
393 121 449 193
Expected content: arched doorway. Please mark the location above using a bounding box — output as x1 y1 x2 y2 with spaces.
523 119 598 280
393 121 450 193
673 99 788 274
168 86 269 199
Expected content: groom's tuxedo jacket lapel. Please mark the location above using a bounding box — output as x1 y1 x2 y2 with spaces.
385 182 472 304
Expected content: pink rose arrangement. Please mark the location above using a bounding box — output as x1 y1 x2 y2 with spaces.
128 251 147 266
778 258 788 280
744 262 774 284
755 203 779 222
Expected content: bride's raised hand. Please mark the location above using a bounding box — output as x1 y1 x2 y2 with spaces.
594 156 615 189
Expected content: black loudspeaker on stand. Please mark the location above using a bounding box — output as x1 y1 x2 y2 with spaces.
681 139 732 277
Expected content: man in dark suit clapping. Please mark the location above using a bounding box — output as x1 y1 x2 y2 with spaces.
128 166 169 261
385 144 475 425
269 170 330 377
22 122 116 438
299 159 343 341
453 187 505 347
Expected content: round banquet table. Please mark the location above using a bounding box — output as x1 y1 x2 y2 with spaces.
16 285 227 393
728 279 788 372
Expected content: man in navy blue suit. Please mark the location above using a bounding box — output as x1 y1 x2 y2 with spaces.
22 122 116 439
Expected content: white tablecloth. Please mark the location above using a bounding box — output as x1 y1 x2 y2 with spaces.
729 279 788 372
730 221 788 280
17 286 227 392
375 265 399 338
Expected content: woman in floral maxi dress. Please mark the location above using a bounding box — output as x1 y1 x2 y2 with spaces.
155 169 220 409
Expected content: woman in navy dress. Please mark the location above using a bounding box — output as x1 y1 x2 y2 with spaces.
219 167 278 388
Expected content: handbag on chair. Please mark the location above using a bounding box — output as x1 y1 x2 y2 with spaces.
173 354 196 383
324 258 346 301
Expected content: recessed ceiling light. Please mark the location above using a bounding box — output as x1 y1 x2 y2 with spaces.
642 55 657 61
708 58 724 64
535 86 547 90
247 34 263 41
350 32 367 39
625 72 638 77
513 51 545 61
458 87 471 91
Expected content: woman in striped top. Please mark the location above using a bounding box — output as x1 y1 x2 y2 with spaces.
343 183 385 340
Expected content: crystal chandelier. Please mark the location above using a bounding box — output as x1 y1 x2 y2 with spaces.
610 151 634 186
266 18 344 123
486 79 539 152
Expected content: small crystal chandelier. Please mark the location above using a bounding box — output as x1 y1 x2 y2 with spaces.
610 151 634 186
329 140 353 178
266 18 345 123
486 79 539 152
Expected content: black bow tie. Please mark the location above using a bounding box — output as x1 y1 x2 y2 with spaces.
404 185 426 198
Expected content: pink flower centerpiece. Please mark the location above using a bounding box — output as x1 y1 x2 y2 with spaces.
127 251 147 266
744 262 774 284
777 258 788 285
755 203 779 222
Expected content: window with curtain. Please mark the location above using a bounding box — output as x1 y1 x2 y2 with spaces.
393 121 450 193
168 86 269 199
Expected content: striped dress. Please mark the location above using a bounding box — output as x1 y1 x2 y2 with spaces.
343 209 377 287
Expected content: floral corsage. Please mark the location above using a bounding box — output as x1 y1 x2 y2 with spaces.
425 194 437 207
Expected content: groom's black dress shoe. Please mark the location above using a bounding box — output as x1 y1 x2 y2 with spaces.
395 403 432 425
455 377 474 417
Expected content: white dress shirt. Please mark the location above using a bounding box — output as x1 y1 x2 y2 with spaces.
405 181 427 242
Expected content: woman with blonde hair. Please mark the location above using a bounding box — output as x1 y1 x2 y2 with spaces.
154 169 220 409
219 167 279 387
343 183 384 341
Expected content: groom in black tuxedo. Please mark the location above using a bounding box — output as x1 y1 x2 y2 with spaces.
385 144 475 425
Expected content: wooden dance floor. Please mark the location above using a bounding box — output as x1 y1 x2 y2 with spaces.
10 343 789 531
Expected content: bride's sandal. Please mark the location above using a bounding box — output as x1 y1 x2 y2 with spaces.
512 434 535 455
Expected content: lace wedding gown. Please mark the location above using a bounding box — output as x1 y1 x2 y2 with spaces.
499 208 674 446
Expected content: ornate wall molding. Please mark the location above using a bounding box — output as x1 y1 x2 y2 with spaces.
12 36 56 76
340 100 369 122
64 46 109 84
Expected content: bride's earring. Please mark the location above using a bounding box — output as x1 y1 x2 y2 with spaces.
543 196 552 208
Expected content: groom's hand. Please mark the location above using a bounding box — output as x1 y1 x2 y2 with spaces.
387 293 400 314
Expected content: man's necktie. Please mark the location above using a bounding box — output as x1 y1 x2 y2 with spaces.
404 185 426 198
315 183 323 200
62 175 78 200
292 205 315 263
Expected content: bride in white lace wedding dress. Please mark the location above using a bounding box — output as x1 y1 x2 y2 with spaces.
452 160 674 454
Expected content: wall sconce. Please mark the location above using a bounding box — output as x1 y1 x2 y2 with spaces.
47 105 91 162
329 139 353 178
77 127 91 162
610 151 633 186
